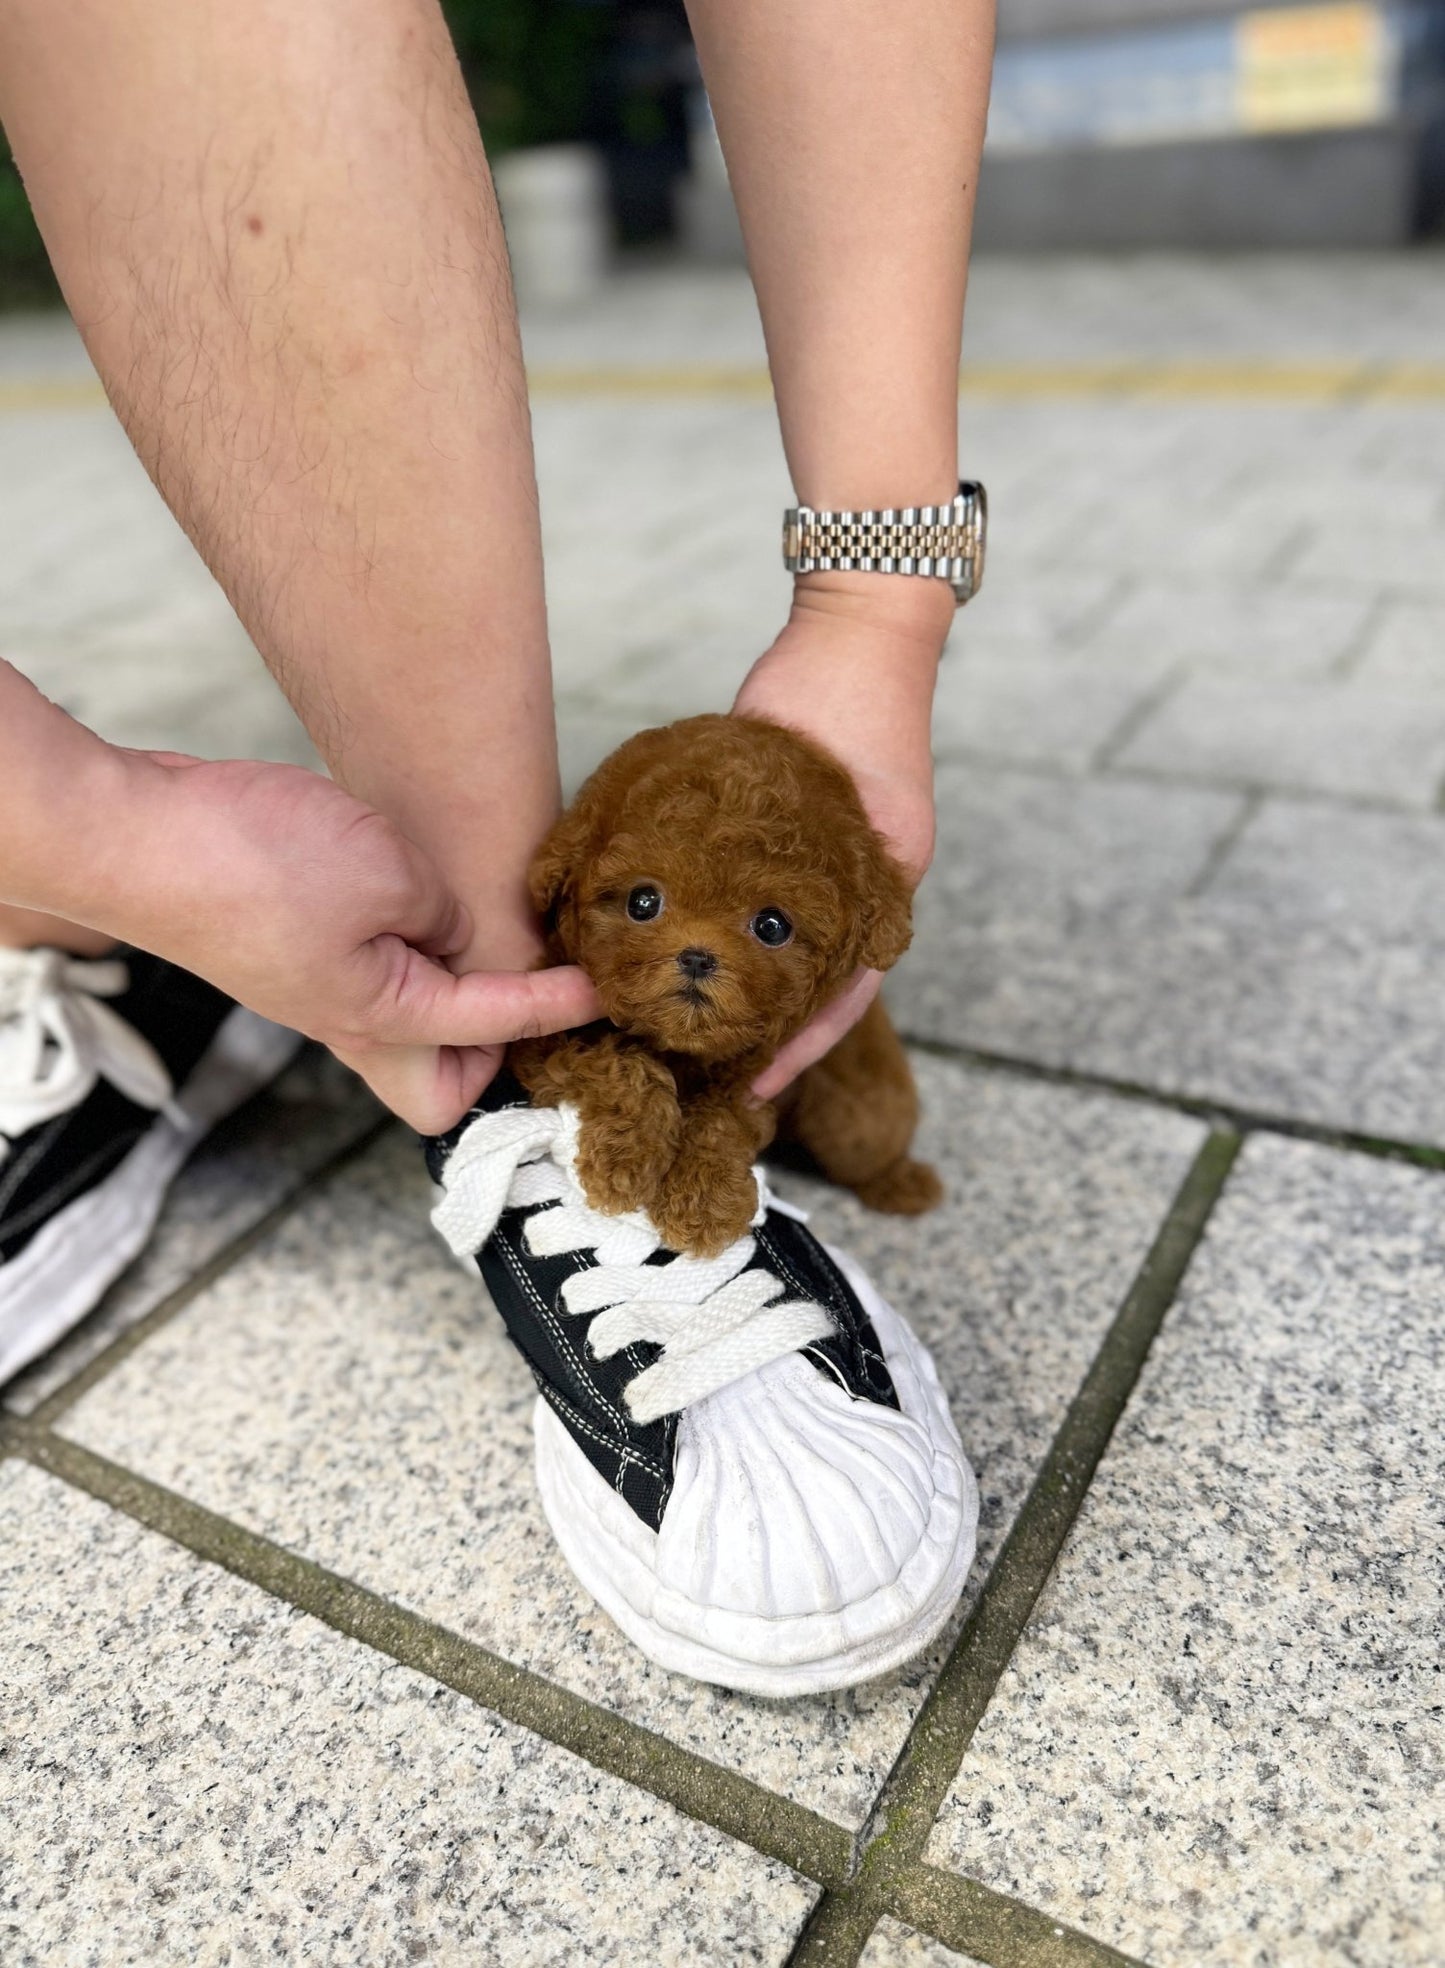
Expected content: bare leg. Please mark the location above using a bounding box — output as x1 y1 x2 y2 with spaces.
0 0 554 976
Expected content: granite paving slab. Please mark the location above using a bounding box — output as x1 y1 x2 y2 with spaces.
933 649 1179 771
534 396 790 708
1203 795 1445 942
897 760 1445 1147
1110 673 1445 805
1354 406 1445 486
1220 456 1445 527
1038 424 1326 582
3 405 315 765
1291 507 1445 600
925 1136 1445 1967
1220 469 1445 533
859 1917 986 1968
0 1459 814 1966
955 567 1123 655
0 414 218 650
56 1055 1203 1833
564 614 780 723
3 1049 382 1416
962 397 1246 500
912 760 1243 921
1084 579 1377 682
1352 599 1445 690
54 645 315 768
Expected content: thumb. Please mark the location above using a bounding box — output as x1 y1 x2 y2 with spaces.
359 938 601 1049
384 836 474 961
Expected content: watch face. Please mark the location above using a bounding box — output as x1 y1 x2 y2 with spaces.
961 480 987 602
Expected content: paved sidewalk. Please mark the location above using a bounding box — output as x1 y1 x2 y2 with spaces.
3 252 1444 1966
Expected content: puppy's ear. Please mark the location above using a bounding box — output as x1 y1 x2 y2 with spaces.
532 725 678 925
854 831 915 973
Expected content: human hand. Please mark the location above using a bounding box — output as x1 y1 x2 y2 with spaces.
90 751 599 1131
733 572 951 1100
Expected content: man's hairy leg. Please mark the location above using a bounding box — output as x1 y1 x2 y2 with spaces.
0 0 554 985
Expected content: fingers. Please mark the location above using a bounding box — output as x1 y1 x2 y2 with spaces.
337 956 600 1132
750 968 883 1102
339 1041 507 1134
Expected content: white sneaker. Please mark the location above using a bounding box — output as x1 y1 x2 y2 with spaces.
428 1070 978 1697
0 946 299 1385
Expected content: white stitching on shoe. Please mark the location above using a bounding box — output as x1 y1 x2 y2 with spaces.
757 1226 889 1383
493 1226 633 1440
538 1383 670 1484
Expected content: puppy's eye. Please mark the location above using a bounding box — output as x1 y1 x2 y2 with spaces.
626 884 664 923
749 907 793 948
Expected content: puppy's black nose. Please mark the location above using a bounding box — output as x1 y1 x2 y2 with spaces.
676 947 718 981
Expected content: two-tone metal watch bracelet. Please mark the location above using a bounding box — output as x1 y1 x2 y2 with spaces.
782 479 987 606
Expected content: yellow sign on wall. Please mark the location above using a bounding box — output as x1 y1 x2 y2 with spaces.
1237 2 1395 132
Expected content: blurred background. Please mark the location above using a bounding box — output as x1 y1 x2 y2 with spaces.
6 0 1445 303
3 0 1445 1134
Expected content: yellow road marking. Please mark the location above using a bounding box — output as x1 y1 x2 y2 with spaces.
524 365 775 400
0 378 110 411
4 360 1445 414
522 360 1445 401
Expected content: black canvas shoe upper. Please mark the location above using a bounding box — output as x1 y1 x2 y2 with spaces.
0 948 234 1265
427 1069 898 1534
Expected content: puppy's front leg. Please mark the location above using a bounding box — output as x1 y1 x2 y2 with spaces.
515 1033 682 1218
653 1086 775 1258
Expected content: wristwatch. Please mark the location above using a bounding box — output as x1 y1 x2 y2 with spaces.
782 479 987 606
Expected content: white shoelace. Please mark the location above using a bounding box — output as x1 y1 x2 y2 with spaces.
431 1103 834 1426
0 949 174 1167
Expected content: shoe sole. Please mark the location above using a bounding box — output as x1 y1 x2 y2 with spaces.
533 1246 979 1697
0 1007 301 1387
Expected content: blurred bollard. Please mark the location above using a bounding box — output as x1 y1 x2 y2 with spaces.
493 144 609 309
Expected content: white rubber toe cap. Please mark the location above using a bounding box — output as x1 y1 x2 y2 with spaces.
533 1248 978 1696
660 1352 940 1620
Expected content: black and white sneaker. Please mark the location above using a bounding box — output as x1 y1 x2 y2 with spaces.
429 1072 978 1696
0 946 300 1384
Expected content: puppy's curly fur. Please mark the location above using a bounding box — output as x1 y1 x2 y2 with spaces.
512 713 942 1255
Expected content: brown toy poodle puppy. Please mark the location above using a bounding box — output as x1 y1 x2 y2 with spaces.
511 713 942 1256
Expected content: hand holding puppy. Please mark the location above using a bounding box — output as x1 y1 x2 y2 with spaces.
732 569 950 1098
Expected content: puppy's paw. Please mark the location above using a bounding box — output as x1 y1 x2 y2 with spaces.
575 1055 681 1218
578 1125 676 1217
852 1155 943 1216
652 1154 758 1259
